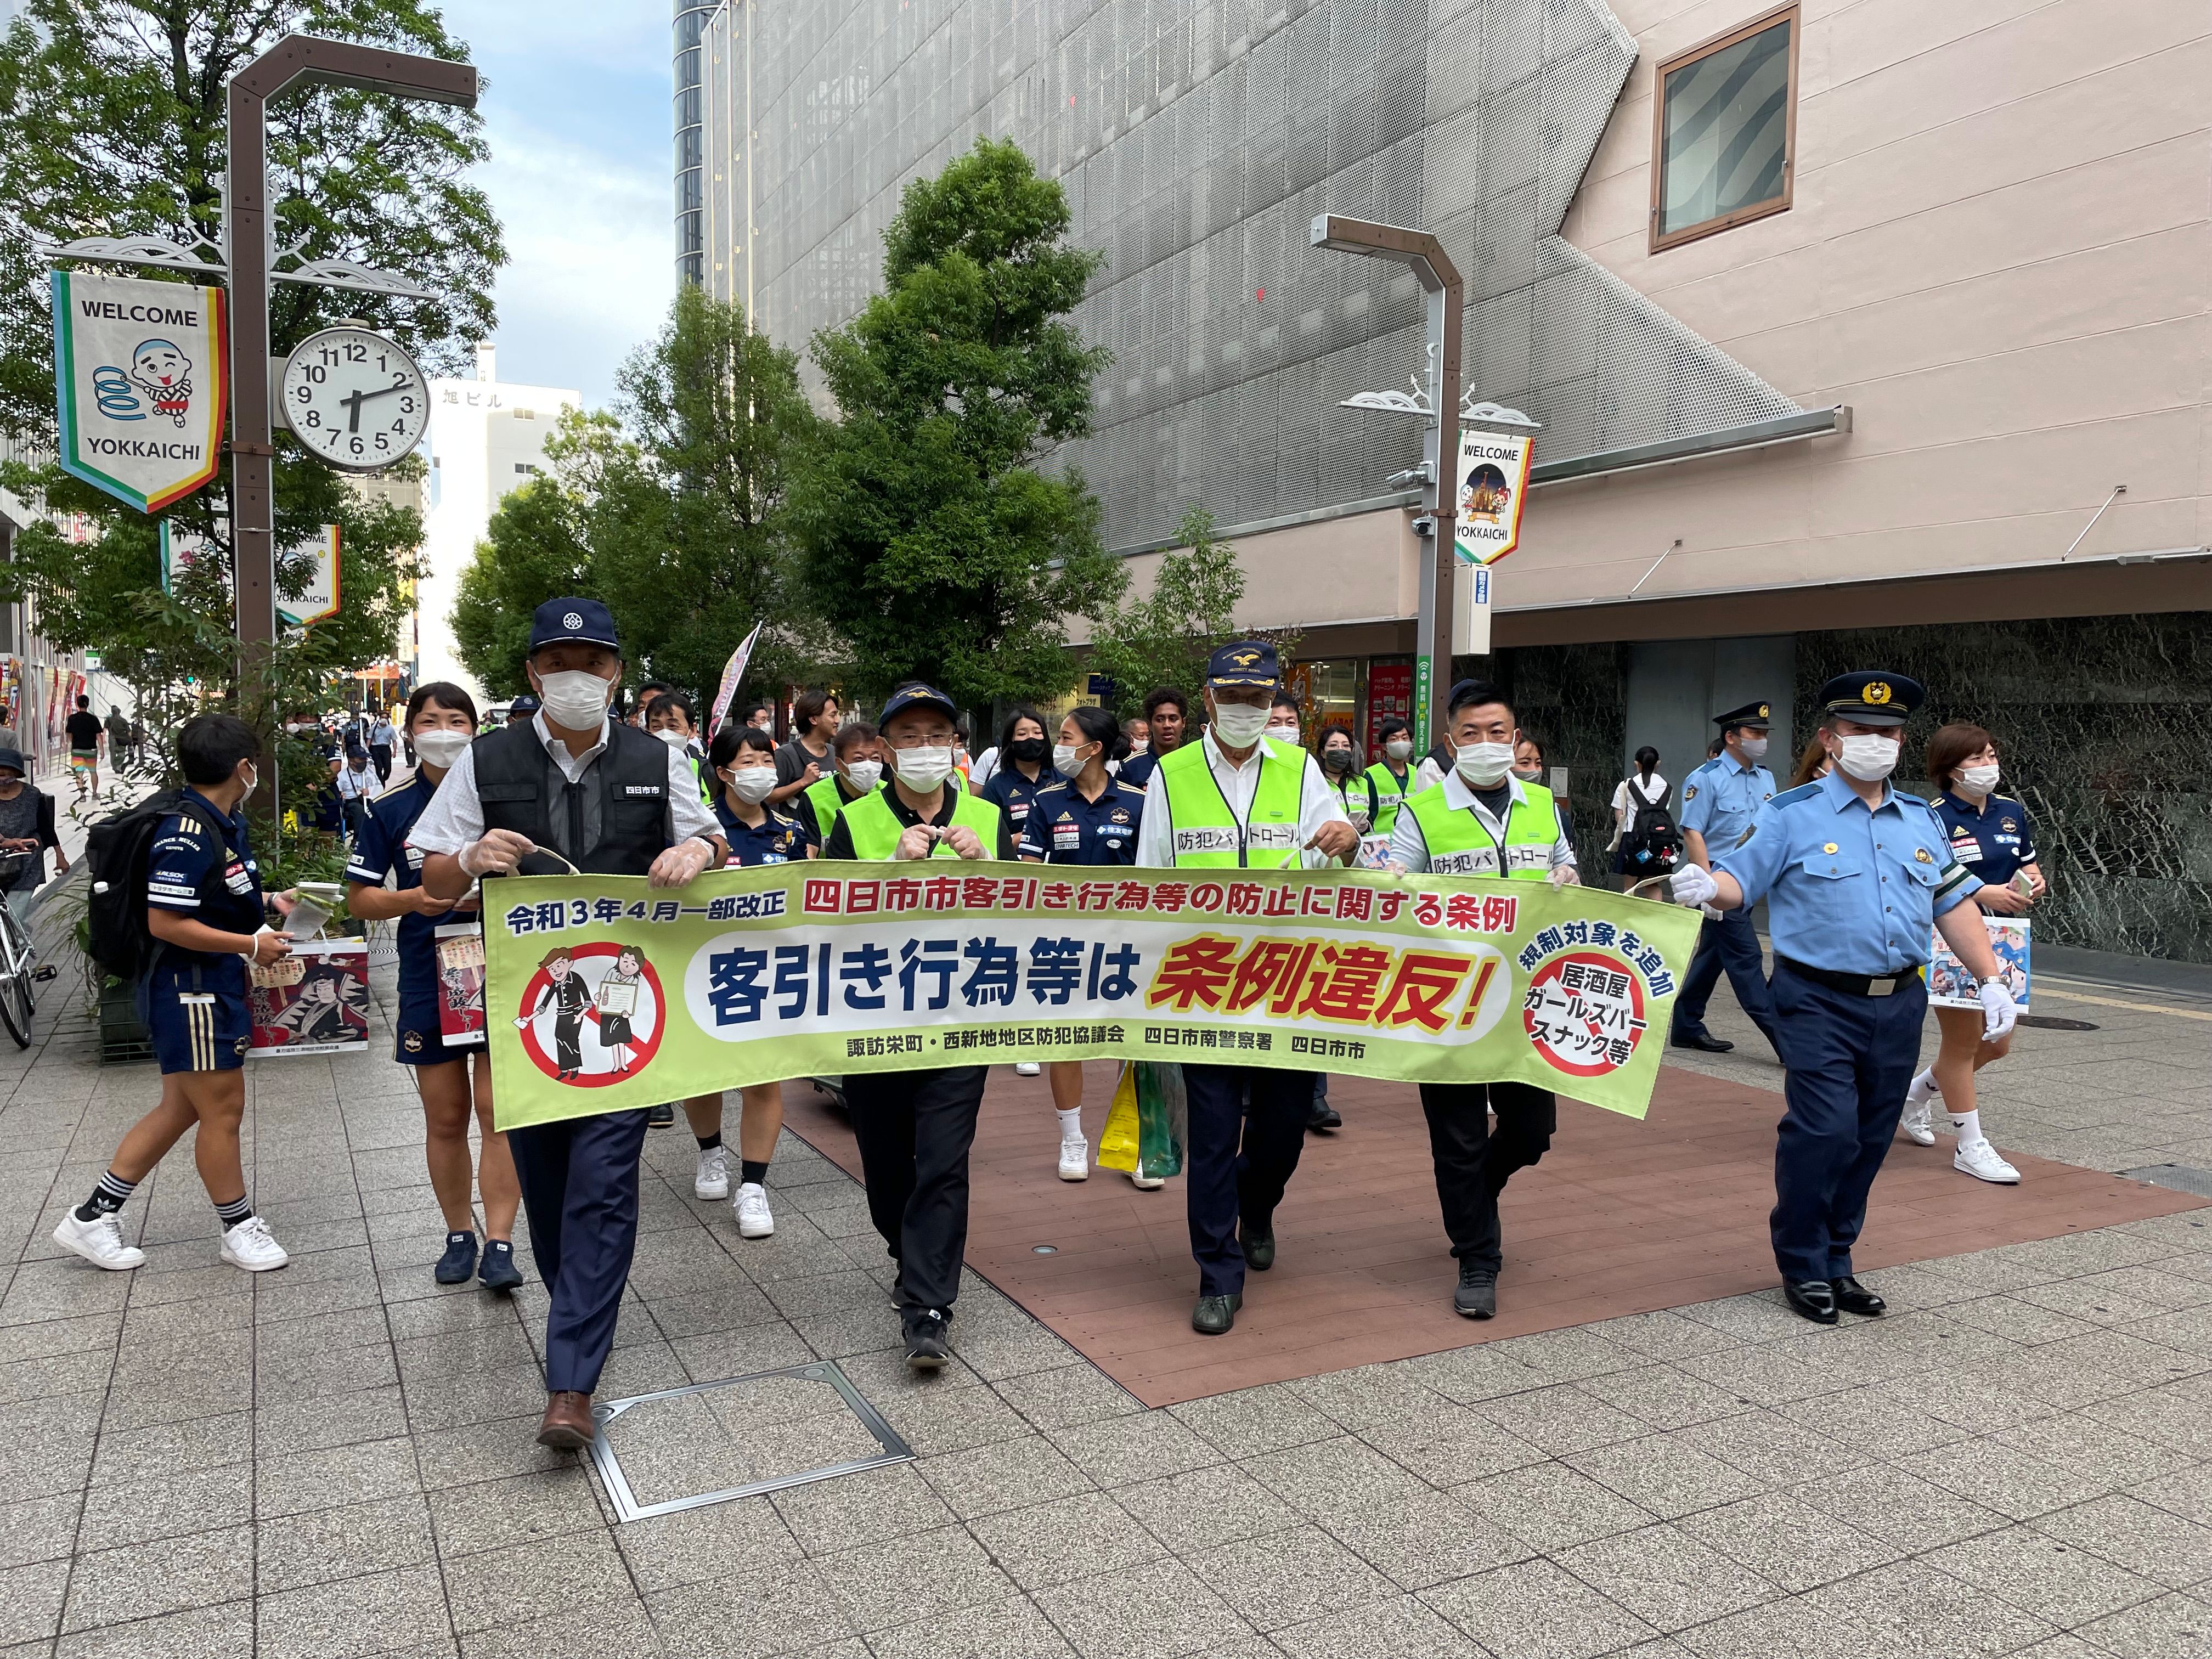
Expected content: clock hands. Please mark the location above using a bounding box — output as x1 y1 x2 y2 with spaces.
337 379 411 435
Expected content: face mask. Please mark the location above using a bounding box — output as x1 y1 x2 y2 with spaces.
1385 739 1413 762
412 730 470 770
1265 721 1300 742
842 759 883 792
1737 736 1769 763
893 746 955 791
655 727 691 751
1835 733 1900 782
1052 744 1091 778
726 768 776 804
1956 763 2001 797
240 764 259 797
534 669 612 729
1454 741 1515 787
1127 738 1148 754
1210 702 1271 747
1322 748 1353 772
1009 737 1048 764
1512 765 1543 782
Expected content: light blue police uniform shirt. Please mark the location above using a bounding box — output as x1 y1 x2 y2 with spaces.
1677 754 1775 853
1712 769 1982 976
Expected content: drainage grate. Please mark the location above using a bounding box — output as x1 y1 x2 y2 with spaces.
2120 1165 2212 1200
586 1361 912 1523
2016 1015 2100 1031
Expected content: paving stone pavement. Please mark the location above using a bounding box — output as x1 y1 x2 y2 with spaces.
0 931 2206 1658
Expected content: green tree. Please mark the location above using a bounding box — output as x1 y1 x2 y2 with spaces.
455 287 820 708
789 136 1122 710
1086 506 1246 718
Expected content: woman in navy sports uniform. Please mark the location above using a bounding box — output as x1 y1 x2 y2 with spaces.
346 682 523 1290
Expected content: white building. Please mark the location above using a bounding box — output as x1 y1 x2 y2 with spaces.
416 343 579 701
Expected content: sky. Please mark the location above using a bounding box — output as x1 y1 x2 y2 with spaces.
435 1 674 408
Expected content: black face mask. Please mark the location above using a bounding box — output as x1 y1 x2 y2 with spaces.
1009 737 1049 763
1321 749 1353 772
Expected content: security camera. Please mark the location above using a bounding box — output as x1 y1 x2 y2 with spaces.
1409 514 1436 538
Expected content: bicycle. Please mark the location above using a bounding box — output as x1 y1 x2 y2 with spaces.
0 851 53 1048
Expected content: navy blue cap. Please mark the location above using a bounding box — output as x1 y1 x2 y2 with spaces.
1205 640 1278 686
1713 700 1773 729
509 693 540 714
878 681 958 726
1819 671 1923 729
528 597 619 655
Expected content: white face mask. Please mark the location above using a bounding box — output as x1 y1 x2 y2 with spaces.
1385 739 1414 762
1127 738 1148 754
842 759 883 792
1455 741 1516 787
655 727 691 751
893 746 955 791
725 767 776 804
1265 721 1300 742
534 668 612 730
1210 701 1271 747
239 764 259 797
1737 736 1769 762
1835 733 1900 782
1956 763 2000 797
411 730 470 770
1052 743 1090 778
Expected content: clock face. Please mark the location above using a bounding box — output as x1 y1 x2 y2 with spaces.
280 328 430 472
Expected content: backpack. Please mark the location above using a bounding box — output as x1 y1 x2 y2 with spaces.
83 790 226 981
1619 777 1680 872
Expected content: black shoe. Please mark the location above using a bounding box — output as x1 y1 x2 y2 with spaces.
647 1102 675 1127
903 1307 950 1372
1830 1276 1886 1317
1782 1279 1839 1325
1671 1030 1734 1053
1191 1293 1242 1335
478 1239 523 1293
432 1231 478 1285
1240 1217 1276 1272
1307 1098 1341 1131
1455 1265 1497 1319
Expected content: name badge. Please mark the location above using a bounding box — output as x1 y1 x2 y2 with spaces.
622 785 662 798
223 859 252 894
1950 834 1982 863
1053 824 1082 849
403 844 425 870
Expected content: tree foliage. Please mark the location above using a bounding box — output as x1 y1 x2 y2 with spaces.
453 286 819 706
1086 506 1248 718
789 137 1122 710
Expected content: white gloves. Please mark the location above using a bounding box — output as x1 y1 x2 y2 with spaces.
1979 978 2018 1041
459 829 534 877
647 838 716 888
1669 864 1719 908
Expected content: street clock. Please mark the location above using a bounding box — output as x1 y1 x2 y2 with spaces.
279 326 429 472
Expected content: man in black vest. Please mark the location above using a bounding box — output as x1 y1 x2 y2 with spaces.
413 597 726 1449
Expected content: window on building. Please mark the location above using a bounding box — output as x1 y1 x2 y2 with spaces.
1650 4 1798 252
515 462 539 475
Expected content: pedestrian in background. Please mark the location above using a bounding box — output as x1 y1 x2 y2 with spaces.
1116 686 1188 789
0 747 64 899
1787 737 1831 789
368 707 396 783
770 688 840 808
1609 746 1669 888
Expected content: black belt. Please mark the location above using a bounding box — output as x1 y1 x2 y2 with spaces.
1774 955 1923 998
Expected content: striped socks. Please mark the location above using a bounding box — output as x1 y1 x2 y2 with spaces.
74 1170 137 1223
214 1194 253 1231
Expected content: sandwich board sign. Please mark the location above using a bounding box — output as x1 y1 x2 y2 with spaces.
51 271 229 513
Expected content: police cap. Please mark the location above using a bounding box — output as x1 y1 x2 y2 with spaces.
509 693 540 715
528 597 619 656
1819 671 1923 729
1205 640 1278 687
1713 701 1773 730
878 681 960 726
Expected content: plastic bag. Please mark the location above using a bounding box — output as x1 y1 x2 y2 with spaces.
1097 1063 1142 1173
1133 1061 1187 1180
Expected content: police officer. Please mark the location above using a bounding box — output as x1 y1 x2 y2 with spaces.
1671 701 1782 1058
1134 642 1358 1335
1671 673 2018 1325
411 597 727 1449
1388 679 1577 1319
822 681 1015 1372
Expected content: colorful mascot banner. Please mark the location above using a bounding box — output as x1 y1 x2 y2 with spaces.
482 863 1702 1132
52 271 228 512
1453 426 1533 567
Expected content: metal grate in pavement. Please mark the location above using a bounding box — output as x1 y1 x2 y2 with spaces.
2121 1165 2212 1200
586 1360 912 1523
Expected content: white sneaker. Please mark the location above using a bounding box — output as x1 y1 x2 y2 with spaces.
1127 1166 1165 1192
735 1182 775 1239
1058 1135 1090 1182
1954 1139 2021 1184
695 1144 730 1200
52 1210 144 1270
219 1215 289 1271
1899 1097 1935 1146
1014 1062 1041 1078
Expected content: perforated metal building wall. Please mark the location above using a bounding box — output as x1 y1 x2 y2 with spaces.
699 0 1802 554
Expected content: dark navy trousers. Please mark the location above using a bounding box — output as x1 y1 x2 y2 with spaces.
1768 962 1927 1283
1183 1064 1312 1297
508 1107 649 1394
845 1065 988 1315
1671 907 1780 1048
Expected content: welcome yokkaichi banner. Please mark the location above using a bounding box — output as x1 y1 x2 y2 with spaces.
51 270 228 512
482 863 1702 1133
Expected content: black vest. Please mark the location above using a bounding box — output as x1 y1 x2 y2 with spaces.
472 719 674 877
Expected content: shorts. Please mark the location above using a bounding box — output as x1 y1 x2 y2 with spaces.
393 983 483 1067
69 751 95 770
140 967 250 1075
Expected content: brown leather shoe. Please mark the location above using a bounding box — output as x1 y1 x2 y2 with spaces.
536 1390 596 1449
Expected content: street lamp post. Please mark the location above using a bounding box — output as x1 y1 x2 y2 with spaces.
1308 216 1462 752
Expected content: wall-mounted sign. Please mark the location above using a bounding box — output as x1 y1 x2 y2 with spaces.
1453 427 1534 567
276 524 341 627
280 326 429 472
50 270 229 512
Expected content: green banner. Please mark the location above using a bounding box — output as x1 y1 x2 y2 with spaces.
481 862 1703 1132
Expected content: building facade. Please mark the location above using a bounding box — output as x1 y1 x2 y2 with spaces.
694 0 2212 958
